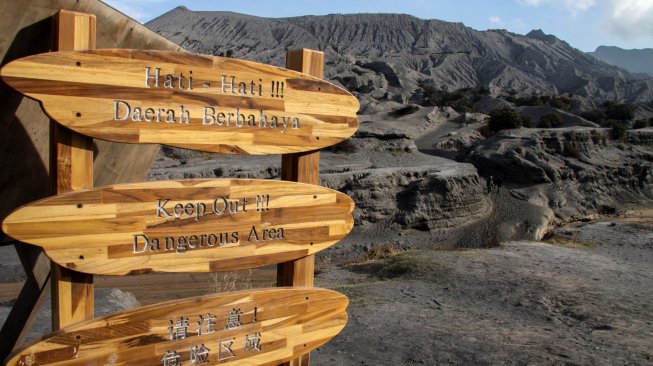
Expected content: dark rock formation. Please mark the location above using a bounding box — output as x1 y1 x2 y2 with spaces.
462 128 653 220
322 164 490 231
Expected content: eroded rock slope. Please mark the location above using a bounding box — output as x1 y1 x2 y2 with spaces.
145 9 653 250
147 7 653 104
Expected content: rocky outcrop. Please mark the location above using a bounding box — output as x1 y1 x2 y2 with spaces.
463 128 653 220
322 164 490 230
149 105 494 244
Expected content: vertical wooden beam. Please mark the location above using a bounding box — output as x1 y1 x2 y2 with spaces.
277 48 324 366
50 10 96 330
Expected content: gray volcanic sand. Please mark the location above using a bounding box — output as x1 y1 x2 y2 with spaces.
312 220 653 365
0 216 651 365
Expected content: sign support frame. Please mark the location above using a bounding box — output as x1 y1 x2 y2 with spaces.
0 19 341 366
0 10 97 360
49 9 96 331
277 48 325 366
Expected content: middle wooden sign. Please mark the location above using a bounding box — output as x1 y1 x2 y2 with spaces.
1 179 354 275
0 49 359 154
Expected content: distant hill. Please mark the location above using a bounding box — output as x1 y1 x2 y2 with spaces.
590 46 653 77
147 7 653 104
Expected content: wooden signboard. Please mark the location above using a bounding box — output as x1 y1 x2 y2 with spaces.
1 179 354 275
0 49 360 154
5 287 348 366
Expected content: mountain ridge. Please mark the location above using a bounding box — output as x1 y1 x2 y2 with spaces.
590 45 653 77
146 8 652 105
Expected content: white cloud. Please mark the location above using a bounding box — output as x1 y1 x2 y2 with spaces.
519 0 543 5
604 0 653 41
512 18 528 29
488 16 528 30
489 16 502 24
518 0 597 15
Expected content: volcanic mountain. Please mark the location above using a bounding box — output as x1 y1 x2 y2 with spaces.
147 7 653 104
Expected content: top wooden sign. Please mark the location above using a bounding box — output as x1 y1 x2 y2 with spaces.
1 49 359 154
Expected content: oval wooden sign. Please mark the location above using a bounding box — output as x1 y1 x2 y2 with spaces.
6 287 348 366
1 179 354 275
0 49 359 154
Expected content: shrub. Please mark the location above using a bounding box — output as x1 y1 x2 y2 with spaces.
605 103 635 121
418 81 491 112
418 81 449 107
538 113 564 128
610 121 627 140
580 109 607 124
514 95 544 107
488 108 524 132
633 119 650 129
548 96 571 110
355 251 434 279
563 142 582 160
590 130 603 145
506 94 573 110
373 252 430 278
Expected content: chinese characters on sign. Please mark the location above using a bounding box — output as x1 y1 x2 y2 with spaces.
197 314 216 335
169 318 189 340
164 308 261 365
162 351 180 366
225 308 242 330
245 332 262 352
190 345 210 365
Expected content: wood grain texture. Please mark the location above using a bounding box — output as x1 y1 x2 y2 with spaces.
1 49 360 154
2 179 355 275
0 0 177 356
0 0 179 235
5 287 348 366
49 9 95 332
278 49 324 366
277 50 322 288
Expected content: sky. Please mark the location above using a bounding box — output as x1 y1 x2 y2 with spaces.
103 0 653 52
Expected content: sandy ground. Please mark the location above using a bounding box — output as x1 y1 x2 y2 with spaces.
1 218 651 365
312 220 652 365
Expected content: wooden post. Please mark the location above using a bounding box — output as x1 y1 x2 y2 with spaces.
50 10 96 330
277 48 324 366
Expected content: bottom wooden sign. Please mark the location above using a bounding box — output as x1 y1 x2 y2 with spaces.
6 287 348 366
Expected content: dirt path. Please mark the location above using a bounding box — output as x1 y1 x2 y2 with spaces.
313 221 652 365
